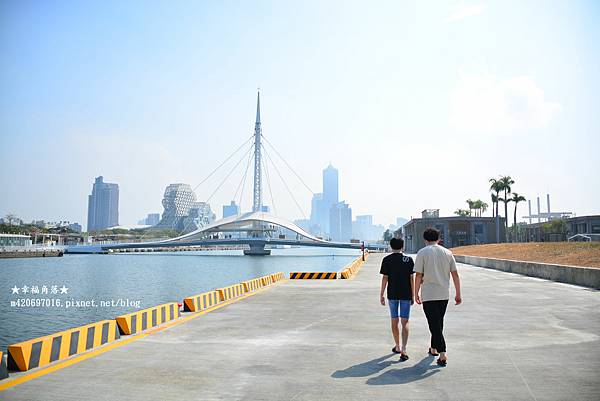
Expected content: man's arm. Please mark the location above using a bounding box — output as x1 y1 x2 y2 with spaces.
414 273 423 304
451 271 462 305
380 276 388 306
410 273 415 305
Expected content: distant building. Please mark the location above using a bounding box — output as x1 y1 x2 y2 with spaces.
68 223 82 233
261 205 270 213
403 209 505 253
323 164 339 208
309 193 325 236
293 219 311 233
523 215 600 242
87 176 119 232
146 213 160 226
223 201 240 218
155 183 196 230
330 201 352 242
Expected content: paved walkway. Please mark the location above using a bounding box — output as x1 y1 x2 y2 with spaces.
3 253 600 400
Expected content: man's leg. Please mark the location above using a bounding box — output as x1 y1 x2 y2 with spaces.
423 301 441 353
400 318 409 352
391 318 400 351
437 300 449 360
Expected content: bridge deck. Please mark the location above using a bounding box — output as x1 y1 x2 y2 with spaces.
3 254 600 400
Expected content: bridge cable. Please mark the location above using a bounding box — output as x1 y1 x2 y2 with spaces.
191 134 254 193
233 148 254 213
262 135 315 196
204 142 255 205
262 144 308 220
262 147 277 216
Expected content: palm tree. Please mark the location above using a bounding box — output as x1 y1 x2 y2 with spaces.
454 209 470 217
490 194 497 218
489 179 503 219
511 193 526 241
498 176 514 230
475 200 488 217
466 199 475 216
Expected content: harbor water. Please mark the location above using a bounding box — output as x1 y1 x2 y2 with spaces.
0 247 360 351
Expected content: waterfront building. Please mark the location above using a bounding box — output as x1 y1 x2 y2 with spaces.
329 201 352 242
223 201 240 218
403 209 505 253
155 183 197 231
146 213 160 226
87 176 119 232
0 233 32 247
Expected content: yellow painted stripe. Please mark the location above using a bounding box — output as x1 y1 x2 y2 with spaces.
0 286 273 391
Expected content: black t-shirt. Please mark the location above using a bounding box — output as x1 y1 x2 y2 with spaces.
380 252 414 300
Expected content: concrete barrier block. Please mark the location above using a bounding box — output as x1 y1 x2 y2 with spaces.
183 290 220 312
260 275 274 286
242 278 263 293
270 272 284 282
116 302 180 335
7 320 119 372
217 283 246 302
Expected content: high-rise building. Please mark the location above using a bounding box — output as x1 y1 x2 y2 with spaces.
87 176 119 232
329 201 352 242
223 201 240 218
155 183 196 230
322 164 339 208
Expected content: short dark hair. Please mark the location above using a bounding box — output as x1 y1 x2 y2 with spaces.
423 228 440 242
390 238 404 250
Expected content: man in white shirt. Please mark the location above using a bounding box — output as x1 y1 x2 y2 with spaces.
414 227 462 366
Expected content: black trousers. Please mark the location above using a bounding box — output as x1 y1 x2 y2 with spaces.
423 299 449 353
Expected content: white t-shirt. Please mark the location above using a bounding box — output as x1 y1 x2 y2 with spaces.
414 244 457 302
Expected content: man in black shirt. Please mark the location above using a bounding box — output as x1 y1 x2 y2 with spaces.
380 237 415 361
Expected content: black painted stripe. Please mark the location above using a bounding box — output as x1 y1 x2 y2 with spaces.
152 309 157 326
161 306 166 323
86 326 95 350
101 322 109 344
114 324 120 339
142 311 147 331
50 336 62 362
29 341 43 369
69 331 80 356
131 314 137 334
169 304 174 320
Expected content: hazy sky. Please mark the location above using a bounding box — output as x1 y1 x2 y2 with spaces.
1 0 599 228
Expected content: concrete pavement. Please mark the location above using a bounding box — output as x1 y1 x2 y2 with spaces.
2 253 600 400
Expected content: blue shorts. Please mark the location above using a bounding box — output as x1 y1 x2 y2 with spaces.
388 299 411 319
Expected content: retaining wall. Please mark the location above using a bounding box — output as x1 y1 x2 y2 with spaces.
454 254 600 289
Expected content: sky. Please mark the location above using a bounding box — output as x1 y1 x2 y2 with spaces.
1 0 599 229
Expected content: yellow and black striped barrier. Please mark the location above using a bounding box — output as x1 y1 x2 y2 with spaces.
260 274 274 286
0 351 8 379
289 272 337 279
340 255 367 279
183 290 220 312
116 302 180 335
7 320 119 372
242 278 264 292
270 272 284 282
217 283 246 301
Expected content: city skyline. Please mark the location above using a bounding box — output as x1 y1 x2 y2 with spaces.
1 1 599 227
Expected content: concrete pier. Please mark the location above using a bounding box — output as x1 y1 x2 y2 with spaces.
2 253 600 400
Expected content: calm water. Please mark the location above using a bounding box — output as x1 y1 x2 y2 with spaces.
0 247 359 351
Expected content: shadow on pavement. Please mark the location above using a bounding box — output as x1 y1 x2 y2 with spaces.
331 354 400 378
366 355 441 385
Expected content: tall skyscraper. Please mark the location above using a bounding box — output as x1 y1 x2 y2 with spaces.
87 176 119 232
322 164 339 208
